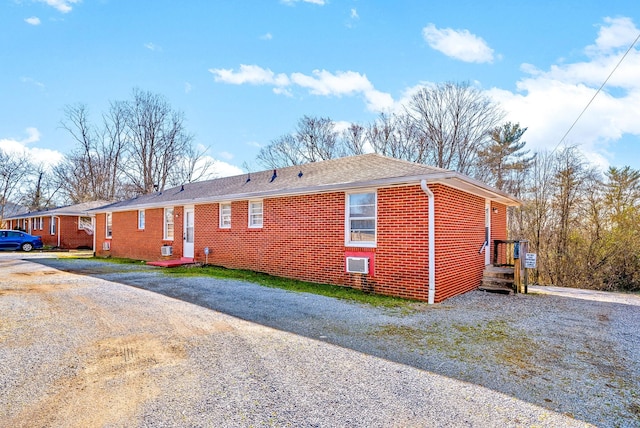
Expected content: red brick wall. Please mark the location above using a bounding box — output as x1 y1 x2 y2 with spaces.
24 215 93 249
95 207 183 259
95 184 508 302
431 184 486 302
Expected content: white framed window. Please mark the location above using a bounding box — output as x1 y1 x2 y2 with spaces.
35 217 43 230
50 216 57 235
345 191 377 247
164 207 174 240
248 200 263 228
219 203 231 228
105 213 112 238
78 216 92 230
138 210 145 230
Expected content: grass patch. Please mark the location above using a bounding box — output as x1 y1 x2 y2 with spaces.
91 256 148 265
164 264 419 309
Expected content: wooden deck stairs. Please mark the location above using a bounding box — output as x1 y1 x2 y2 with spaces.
479 265 515 294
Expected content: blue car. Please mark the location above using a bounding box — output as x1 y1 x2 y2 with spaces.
0 230 44 252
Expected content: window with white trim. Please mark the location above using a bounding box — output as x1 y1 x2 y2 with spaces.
138 210 145 230
346 192 376 246
164 208 174 240
35 217 43 230
50 216 57 235
248 200 263 228
78 216 92 230
219 203 231 228
105 213 112 238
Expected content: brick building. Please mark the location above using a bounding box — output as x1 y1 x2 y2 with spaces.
92 154 519 303
4 201 109 249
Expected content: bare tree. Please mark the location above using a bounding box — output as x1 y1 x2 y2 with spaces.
407 82 504 174
0 149 32 222
366 113 425 163
257 115 342 168
121 89 193 193
56 103 127 202
168 144 217 186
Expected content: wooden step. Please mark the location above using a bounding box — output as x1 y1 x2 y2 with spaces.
479 281 514 294
483 266 515 280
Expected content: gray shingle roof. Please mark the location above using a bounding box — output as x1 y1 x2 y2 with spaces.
93 154 520 212
4 200 111 220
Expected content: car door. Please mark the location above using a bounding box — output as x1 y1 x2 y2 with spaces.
0 231 8 250
5 231 24 250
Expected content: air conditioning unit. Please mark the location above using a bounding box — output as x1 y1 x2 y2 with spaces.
161 245 173 256
346 257 369 274
102 241 111 251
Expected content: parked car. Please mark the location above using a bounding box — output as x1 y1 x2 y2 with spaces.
0 230 44 252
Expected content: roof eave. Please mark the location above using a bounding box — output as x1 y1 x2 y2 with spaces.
91 172 520 213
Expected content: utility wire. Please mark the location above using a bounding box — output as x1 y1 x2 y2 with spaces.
552 30 640 154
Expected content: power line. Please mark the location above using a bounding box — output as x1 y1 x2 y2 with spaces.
552 30 640 154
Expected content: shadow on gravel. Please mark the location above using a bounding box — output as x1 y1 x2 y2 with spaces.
31 258 640 427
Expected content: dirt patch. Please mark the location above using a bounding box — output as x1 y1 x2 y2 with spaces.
7 334 187 428
0 283 74 296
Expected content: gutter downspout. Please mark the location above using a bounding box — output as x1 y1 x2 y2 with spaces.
420 180 436 304
92 216 96 256
52 216 61 248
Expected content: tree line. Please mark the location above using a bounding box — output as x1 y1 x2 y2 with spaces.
1 83 638 291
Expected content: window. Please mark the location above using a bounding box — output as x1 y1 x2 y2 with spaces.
164 208 174 240
219 203 231 228
34 217 43 230
138 210 145 230
248 200 263 228
105 213 112 238
346 192 376 246
50 216 57 235
78 216 92 231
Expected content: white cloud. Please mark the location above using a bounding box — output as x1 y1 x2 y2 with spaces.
422 23 495 63
20 76 45 89
281 0 326 5
144 42 162 52
0 128 63 167
212 159 243 177
210 64 290 86
350 8 359 20
210 65 393 112
486 16 640 169
184 82 193 93
217 151 234 161
25 16 41 25
36 0 81 13
246 141 262 148
260 32 273 40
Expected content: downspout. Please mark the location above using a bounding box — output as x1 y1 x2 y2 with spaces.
420 180 436 304
53 216 61 248
92 216 96 256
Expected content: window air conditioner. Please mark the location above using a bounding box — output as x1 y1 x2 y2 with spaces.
346 257 369 274
102 241 111 251
161 245 173 256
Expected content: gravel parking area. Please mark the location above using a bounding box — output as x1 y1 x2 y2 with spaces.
2 254 639 427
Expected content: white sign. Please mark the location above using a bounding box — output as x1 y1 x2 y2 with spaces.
524 253 537 269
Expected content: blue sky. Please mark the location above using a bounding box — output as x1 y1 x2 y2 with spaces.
2 0 640 177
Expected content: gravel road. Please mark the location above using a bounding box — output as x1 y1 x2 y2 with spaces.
1 254 639 427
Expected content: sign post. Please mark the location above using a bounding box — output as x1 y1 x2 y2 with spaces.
524 253 537 294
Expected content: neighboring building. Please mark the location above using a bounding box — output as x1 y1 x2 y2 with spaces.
0 202 28 228
92 154 520 303
4 201 109 249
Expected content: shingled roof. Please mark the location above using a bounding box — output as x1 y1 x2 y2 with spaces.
93 154 520 212
4 200 111 220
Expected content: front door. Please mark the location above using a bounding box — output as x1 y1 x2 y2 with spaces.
183 206 194 259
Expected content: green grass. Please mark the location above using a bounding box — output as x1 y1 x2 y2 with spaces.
164 264 419 309
60 256 421 309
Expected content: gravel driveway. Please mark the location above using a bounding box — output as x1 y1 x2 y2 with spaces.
1 254 639 427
